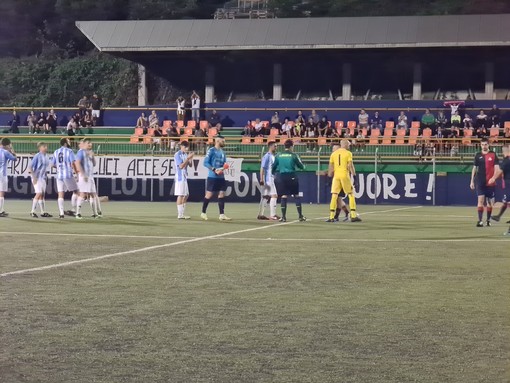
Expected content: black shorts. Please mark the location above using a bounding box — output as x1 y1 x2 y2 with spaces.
476 183 495 199
503 183 510 203
206 177 226 192
276 173 300 196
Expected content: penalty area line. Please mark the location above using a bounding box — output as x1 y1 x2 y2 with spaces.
0 232 197 240
0 219 299 278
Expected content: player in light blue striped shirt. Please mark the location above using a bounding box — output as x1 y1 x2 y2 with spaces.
75 138 100 219
29 142 52 218
52 137 81 218
0 137 17 217
174 141 194 219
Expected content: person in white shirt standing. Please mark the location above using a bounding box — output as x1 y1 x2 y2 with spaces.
52 137 80 219
0 138 16 217
174 141 194 219
258 141 279 220
176 96 186 121
191 91 200 123
76 138 100 219
29 142 52 218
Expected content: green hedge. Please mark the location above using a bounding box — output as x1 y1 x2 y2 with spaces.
0 54 138 107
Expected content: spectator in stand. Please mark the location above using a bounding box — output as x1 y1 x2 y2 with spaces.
280 118 293 138
90 94 102 126
489 104 500 129
4 111 20 134
304 117 318 152
214 122 223 133
166 122 180 152
208 110 221 126
149 110 159 129
318 116 331 137
243 120 253 137
295 110 306 125
66 116 80 136
476 109 488 129
294 119 304 138
309 109 320 124
451 110 461 129
153 125 164 151
358 109 369 134
176 96 185 121
397 111 408 132
353 129 366 152
191 91 200 122
475 124 487 139
370 111 383 131
77 95 89 117
81 110 93 134
270 112 281 131
253 118 265 136
136 112 149 134
27 111 38 134
47 109 58 134
420 109 435 134
37 112 48 134
463 114 473 135
435 111 448 135
194 124 207 154
504 123 510 139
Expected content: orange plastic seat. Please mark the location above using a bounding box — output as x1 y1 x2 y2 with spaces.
382 128 393 144
183 127 193 136
489 127 499 143
422 128 432 138
162 120 172 129
318 137 327 145
385 121 395 129
270 128 279 136
462 129 473 145
408 127 419 145
200 120 209 129
395 129 406 145
347 121 356 136
187 120 196 128
134 127 143 136
368 129 381 145
411 121 420 129
241 137 251 144
254 136 264 144
208 128 218 137
176 120 184 128
130 136 140 143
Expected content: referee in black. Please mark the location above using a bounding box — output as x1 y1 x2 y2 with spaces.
271 139 306 222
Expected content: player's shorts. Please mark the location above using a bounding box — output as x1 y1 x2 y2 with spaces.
0 176 7 192
56 177 78 193
476 183 495 199
262 181 277 196
276 173 299 196
32 178 47 194
206 177 226 192
174 179 189 196
91 109 100 118
78 175 97 194
331 175 353 195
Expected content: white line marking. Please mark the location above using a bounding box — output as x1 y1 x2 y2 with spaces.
219 237 508 243
0 232 196 240
360 206 423 215
0 220 299 278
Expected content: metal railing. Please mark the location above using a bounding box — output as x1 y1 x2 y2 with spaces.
5 135 508 162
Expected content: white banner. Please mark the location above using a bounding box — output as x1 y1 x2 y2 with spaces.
8 155 244 182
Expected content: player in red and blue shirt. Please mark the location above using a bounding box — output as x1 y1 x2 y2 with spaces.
489 143 510 234
470 137 500 227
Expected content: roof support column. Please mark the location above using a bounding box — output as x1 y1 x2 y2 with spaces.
205 64 215 104
273 63 282 100
485 61 494 100
342 63 351 100
413 62 422 100
138 64 148 106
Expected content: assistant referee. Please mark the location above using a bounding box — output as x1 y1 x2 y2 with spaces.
271 139 306 222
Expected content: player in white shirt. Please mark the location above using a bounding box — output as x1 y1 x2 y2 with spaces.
75 138 100 219
258 141 279 220
174 141 194 219
0 138 17 217
52 137 80 219
29 142 52 218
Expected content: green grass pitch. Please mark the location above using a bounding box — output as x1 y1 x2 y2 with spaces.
1 201 509 383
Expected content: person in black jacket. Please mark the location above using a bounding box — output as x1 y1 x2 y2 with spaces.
5 111 20 134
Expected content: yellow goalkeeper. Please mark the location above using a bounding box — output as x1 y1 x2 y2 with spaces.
327 139 362 222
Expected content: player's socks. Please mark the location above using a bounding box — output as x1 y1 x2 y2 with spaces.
334 208 341 220
270 197 277 217
76 197 84 215
0 197 4 212
348 194 357 219
486 207 492 221
258 196 268 216
494 204 507 221
90 197 98 216
57 197 65 216
218 198 225 215
38 200 45 214
202 198 210 213
281 198 287 219
177 204 183 217
71 193 78 212
183 203 187 217
31 198 38 213
95 196 102 215
295 198 303 218
329 195 338 220
477 207 483 221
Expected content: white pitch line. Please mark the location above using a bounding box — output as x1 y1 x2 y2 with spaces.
0 219 299 278
219 237 509 243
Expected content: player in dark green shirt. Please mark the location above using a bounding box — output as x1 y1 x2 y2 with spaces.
271 139 306 222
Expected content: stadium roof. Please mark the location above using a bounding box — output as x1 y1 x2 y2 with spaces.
76 14 510 52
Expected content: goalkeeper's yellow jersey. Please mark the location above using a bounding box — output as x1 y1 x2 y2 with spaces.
329 148 352 178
